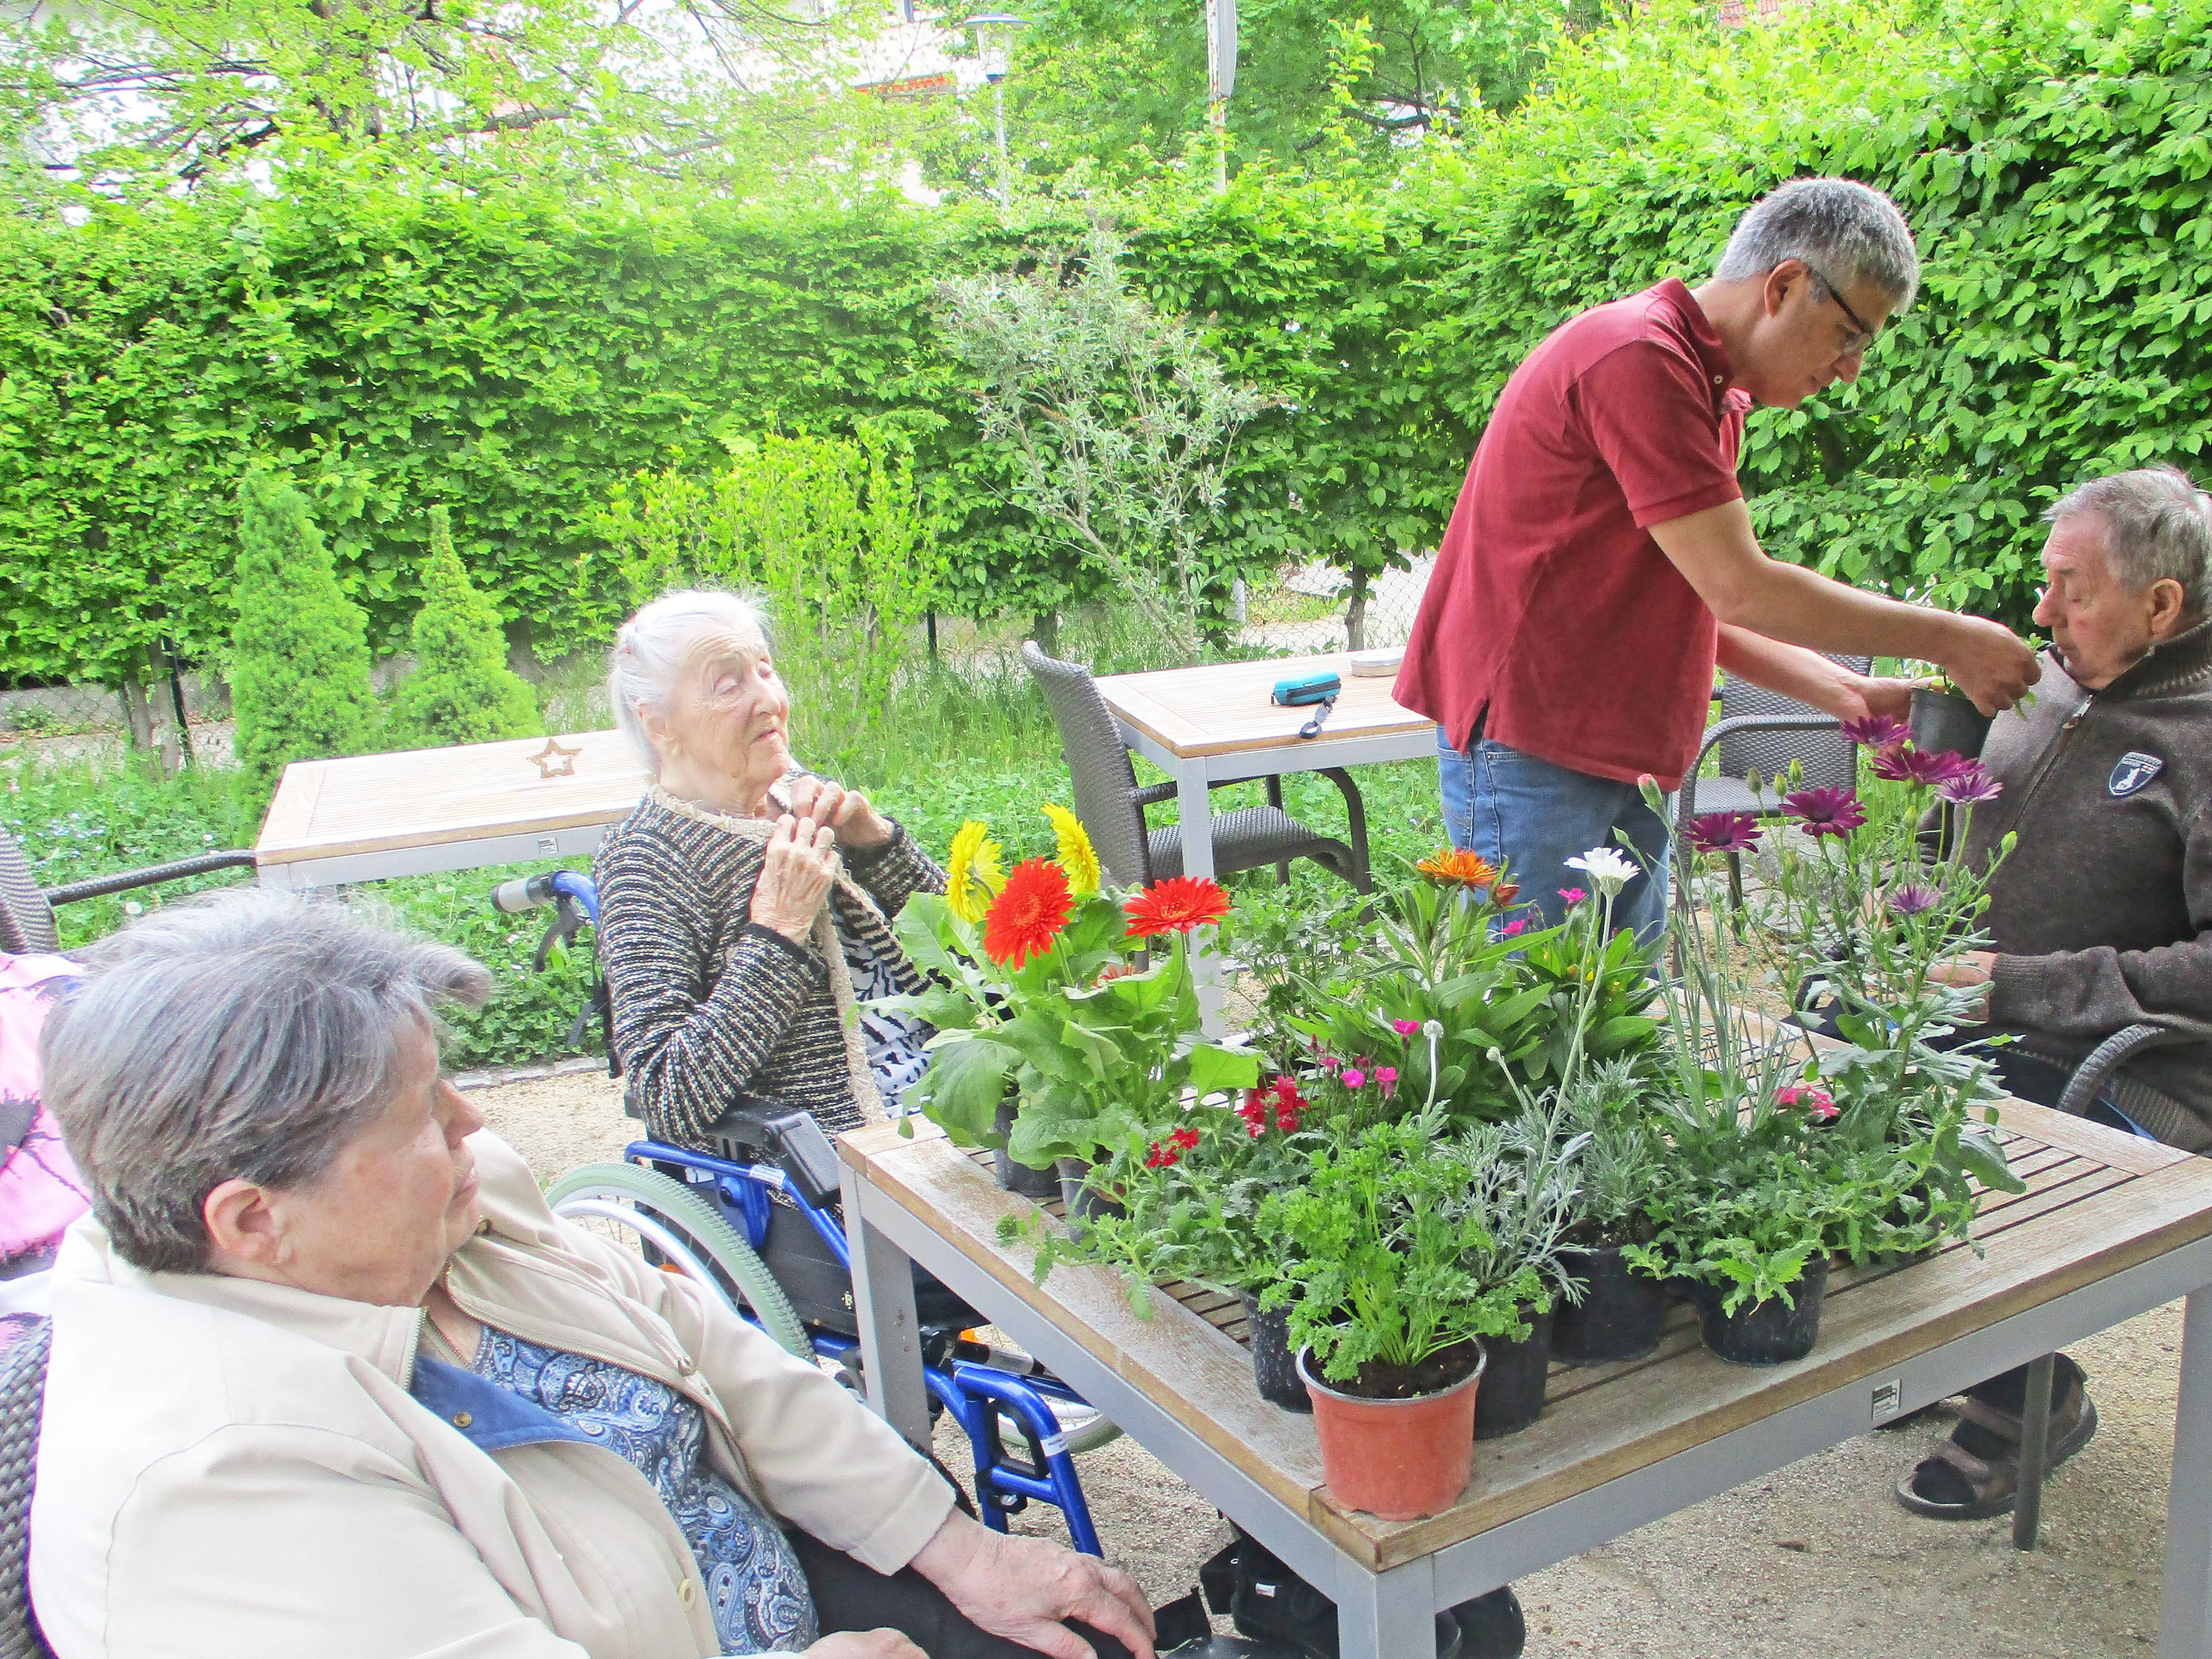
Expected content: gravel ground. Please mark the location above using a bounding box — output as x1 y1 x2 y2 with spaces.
472 1066 2187 1658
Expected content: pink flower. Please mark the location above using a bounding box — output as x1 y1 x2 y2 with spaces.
1558 887 1587 905
1502 918 1528 937
1871 743 1970 788
1341 1069 1366 1089
1839 714 1910 748
1886 881 1940 918
1687 811 1763 855
1782 786 1866 838
1935 760 2002 805
1776 1083 1839 1123
1318 1053 1340 1072
1376 1065 1398 1099
1392 1018 1420 1036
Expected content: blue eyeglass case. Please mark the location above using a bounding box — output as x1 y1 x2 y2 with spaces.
1270 672 1342 708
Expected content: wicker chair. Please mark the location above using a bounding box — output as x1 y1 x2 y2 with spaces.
0 831 256 956
0 1316 54 1659
1675 655 1873 905
1020 643 1370 894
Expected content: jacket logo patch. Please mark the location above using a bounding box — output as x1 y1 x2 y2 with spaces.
2109 752 2164 798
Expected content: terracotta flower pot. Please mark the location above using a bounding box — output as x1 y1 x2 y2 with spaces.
1298 1344 1485 1521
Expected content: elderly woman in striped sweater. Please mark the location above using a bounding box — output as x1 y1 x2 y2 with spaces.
593 590 943 1146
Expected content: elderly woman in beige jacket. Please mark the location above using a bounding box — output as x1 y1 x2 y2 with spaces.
28 893 1153 1659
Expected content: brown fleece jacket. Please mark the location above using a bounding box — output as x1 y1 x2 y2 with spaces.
1955 617 2212 1148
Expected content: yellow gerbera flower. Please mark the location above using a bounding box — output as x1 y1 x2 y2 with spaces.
945 820 1005 924
1042 802 1101 896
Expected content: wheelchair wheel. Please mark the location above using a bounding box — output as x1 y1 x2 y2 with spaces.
548 1163 811 1360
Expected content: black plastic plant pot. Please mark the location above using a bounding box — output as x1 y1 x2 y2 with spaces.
1553 1245 1670 1366
1696 1258 1829 1366
1239 1290 1313 1414
1054 1158 1126 1236
992 1100 1057 1198
1472 1306 1554 1439
1909 686 1994 760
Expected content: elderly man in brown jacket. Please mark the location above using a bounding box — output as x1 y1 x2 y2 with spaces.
1898 463 2212 1523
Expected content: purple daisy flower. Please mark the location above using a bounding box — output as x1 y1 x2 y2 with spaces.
1935 759 2003 805
1687 811 1763 855
1886 881 1941 918
1782 785 1867 837
1870 742 1970 787
1839 714 1911 748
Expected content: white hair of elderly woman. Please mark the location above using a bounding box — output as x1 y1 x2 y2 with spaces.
607 589 771 775
2047 465 2212 618
39 890 491 1274
1715 176 1921 311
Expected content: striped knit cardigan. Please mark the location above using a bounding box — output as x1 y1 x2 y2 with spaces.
594 791 947 1146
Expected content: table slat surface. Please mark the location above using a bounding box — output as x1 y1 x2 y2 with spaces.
256 729 649 866
1093 653 1432 761
844 1099 2212 1572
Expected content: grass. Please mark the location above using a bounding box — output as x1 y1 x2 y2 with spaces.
0 607 1453 1071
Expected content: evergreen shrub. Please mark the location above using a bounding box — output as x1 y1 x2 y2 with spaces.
386 505 543 751
229 473 382 787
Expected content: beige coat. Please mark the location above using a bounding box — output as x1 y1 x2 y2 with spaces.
29 1131 954 1658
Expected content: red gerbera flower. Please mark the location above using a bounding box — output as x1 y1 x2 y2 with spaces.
1123 875 1232 939
983 857 1075 967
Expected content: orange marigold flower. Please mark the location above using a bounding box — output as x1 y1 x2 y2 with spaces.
1416 848 1499 889
983 858 1075 968
1123 875 1232 938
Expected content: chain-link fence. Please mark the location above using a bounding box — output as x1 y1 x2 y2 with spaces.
0 673 235 768
1236 553 1436 657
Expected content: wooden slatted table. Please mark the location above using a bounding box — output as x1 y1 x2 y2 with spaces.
836 1106 2212 1659
255 730 649 890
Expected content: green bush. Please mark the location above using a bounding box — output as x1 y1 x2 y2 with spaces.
387 505 544 751
229 473 383 788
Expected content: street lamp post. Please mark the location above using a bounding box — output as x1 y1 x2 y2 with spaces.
963 14 1028 209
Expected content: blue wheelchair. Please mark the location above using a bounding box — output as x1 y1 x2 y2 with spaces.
490 870 1115 1556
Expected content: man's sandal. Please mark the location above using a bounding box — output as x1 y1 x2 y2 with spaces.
1895 1357 2097 1520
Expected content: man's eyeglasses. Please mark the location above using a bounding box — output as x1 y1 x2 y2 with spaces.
1800 260 1880 355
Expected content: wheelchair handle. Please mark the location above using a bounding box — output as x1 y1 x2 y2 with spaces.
490 870 601 927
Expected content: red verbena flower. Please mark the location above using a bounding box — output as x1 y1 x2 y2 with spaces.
1124 875 1232 939
1144 1141 1180 1168
1776 1083 1839 1122
1935 760 2003 805
1839 714 1911 748
1170 1126 1201 1151
1782 786 1867 838
1687 811 1763 855
1871 742 1970 787
983 858 1075 968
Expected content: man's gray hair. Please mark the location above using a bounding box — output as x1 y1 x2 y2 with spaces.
40 891 492 1274
607 588 770 775
1715 177 1921 311
2047 465 2212 617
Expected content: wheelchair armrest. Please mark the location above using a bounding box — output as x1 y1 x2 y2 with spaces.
707 1101 844 1208
2057 1022 2194 1119
43 849 257 906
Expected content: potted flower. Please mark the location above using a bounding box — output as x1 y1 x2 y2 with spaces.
1259 1109 1534 1520
1550 1061 1671 1366
882 806 1257 1199
1454 1102 1587 1436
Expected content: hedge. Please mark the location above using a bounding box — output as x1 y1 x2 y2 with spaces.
1 0 2207 687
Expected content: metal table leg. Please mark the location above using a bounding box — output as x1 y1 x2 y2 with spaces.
2161 1291 2212 1656
2012 1352 2055 1550
1333 1557 1438 1659
839 1165 931 1451
1174 758 1226 1033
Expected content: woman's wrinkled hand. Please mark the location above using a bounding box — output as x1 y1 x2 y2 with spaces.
750 813 842 944
786 775 895 852
804 1629 925 1659
909 1512 1155 1659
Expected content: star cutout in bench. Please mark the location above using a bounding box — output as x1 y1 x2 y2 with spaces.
529 736 580 779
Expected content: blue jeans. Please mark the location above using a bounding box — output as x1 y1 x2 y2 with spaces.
1436 729 1672 941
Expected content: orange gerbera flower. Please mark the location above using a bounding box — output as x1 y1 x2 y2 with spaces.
1416 848 1499 889
1123 875 1232 939
983 858 1075 968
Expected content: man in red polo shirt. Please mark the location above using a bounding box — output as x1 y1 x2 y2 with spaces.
1397 177 2039 937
